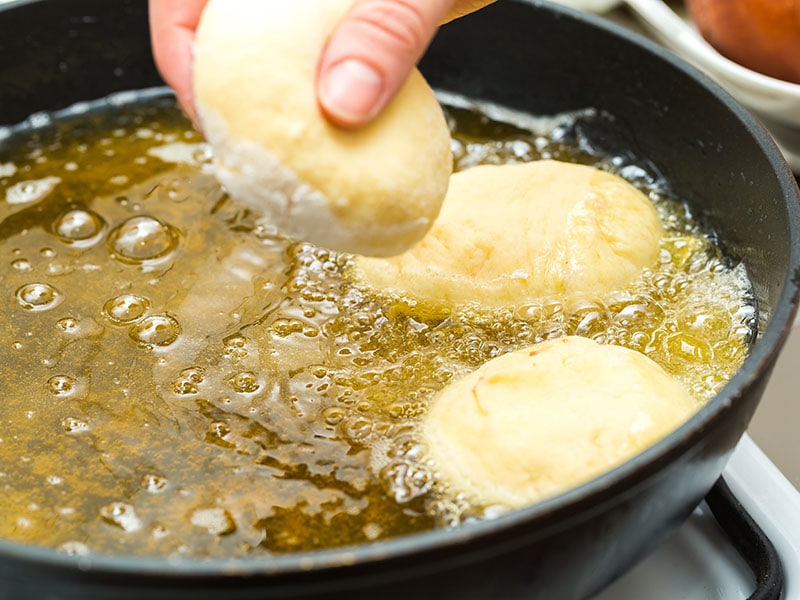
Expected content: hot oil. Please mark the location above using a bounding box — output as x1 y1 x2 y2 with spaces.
0 92 756 558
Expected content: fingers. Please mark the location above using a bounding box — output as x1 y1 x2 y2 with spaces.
317 0 455 128
149 0 496 131
148 0 207 125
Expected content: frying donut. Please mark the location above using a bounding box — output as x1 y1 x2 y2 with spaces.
353 160 663 307
423 336 697 508
193 0 452 256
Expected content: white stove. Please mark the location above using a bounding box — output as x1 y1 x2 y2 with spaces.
597 435 800 599
603 307 800 600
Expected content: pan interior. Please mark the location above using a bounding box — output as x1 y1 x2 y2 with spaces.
0 89 757 559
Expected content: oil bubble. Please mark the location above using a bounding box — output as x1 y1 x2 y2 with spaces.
223 334 248 359
311 366 328 378
0 161 17 177
10 258 31 272
363 523 383 541
57 541 90 556
99 502 142 532
189 507 236 536
271 318 305 338
228 371 260 394
141 474 168 494
343 416 373 440
611 297 665 331
172 367 205 395
128 314 181 348
207 421 231 439
61 417 89 433
566 300 609 339
107 215 179 263
678 304 731 341
322 407 346 426
16 283 62 311
181 367 204 383
47 375 75 397
56 317 79 333
151 523 169 539
381 462 432 502
663 332 712 365
5 176 61 205
515 300 563 323
53 209 105 246
103 294 150 325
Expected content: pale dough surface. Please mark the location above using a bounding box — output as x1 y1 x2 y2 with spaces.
354 160 663 307
193 0 452 257
423 336 697 508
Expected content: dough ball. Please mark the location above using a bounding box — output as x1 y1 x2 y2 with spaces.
193 0 452 257
423 336 697 508
353 160 663 307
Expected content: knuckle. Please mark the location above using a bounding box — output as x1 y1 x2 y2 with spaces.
349 0 428 56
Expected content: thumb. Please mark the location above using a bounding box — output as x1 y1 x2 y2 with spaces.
148 0 208 126
317 0 454 128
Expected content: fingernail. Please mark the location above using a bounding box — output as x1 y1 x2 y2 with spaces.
319 59 383 125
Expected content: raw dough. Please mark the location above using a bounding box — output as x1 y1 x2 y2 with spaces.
423 336 697 508
353 160 663 307
193 0 452 257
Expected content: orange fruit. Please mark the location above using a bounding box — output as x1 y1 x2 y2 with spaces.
686 0 800 83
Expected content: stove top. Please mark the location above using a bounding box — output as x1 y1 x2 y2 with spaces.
598 435 800 599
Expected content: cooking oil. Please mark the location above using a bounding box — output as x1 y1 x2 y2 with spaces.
0 90 755 558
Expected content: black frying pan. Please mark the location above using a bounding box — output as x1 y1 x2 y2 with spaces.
0 0 798 598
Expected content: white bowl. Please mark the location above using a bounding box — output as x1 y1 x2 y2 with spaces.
549 0 800 172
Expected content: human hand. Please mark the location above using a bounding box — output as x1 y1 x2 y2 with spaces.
149 0 206 126
148 0 495 129
315 0 496 126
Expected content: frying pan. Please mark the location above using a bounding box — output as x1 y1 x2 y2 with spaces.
0 0 798 598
